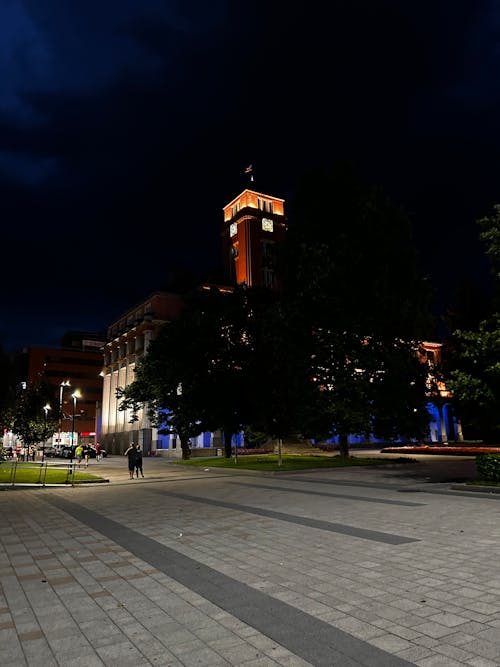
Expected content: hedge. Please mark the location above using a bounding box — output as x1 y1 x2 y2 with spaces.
476 453 500 483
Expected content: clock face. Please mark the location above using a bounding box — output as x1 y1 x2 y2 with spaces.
262 218 273 232
230 223 237 237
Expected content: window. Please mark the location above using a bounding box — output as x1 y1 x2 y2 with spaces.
258 198 273 213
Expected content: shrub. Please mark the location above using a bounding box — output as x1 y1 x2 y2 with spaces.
476 453 500 482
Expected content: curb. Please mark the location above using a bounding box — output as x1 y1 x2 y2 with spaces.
450 483 500 494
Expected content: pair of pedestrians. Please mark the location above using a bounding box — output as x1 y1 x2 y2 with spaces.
124 443 144 479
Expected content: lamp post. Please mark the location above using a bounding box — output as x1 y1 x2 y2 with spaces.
58 380 71 446
42 403 51 462
70 390 82 462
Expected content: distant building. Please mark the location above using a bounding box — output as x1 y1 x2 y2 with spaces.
19 332 104 448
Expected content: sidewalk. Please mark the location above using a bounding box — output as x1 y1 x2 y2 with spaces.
3 456 500 666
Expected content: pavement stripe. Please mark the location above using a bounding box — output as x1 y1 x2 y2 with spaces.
150 489 419 545
226 481 426 506
45 494 412 667
276 475 417 490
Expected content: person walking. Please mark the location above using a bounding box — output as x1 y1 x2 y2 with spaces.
135 446 144 478
124 443 137 480
83 444 90 467
75 444 84 467
94 442 102 462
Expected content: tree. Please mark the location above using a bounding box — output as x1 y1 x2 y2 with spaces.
283 163 434 455
117 286 257 459
447 205 500 439
447 317 500 439
117 298 212 460
370 340 432 442
194 286 256 458
0 345 17 435
243 295 326 463
9 382 59 450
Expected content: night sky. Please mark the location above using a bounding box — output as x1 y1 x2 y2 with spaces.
1 0 499 352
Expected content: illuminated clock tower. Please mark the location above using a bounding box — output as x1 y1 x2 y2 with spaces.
221 189 287 290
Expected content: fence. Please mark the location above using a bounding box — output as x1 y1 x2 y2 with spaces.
0 460 78 488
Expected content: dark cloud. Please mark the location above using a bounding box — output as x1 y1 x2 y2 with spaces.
1 0 499 350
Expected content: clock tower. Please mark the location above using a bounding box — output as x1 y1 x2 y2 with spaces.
221 189 287 290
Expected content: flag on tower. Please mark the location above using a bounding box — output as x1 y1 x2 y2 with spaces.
244 164 253 174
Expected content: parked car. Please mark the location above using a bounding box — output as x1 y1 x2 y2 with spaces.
59 446 74 458
38 446 57 457
56 445 107 459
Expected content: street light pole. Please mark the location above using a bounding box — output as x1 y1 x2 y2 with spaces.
70 390 81 463
58 380 71 447
42 403 51 463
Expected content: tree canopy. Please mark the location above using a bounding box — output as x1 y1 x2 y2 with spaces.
446 204 500 439
7 381 60 450
282 163 435 454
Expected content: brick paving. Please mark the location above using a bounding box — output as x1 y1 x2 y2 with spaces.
2 454 500 666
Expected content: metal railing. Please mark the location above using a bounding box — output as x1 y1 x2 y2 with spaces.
0 460 78 488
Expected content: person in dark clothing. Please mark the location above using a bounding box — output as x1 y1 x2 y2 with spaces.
94 442 102 461
135 446 144 478
124 443 137 480
82 444 90 467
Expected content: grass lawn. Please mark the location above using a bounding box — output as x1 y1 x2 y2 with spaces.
171 454 415 473
0 462 103 485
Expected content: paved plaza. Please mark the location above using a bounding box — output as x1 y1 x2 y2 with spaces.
2 455 500 666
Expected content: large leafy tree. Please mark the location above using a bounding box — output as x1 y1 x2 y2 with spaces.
446 204 500 439
9 382 60 450
0 346 16 436
117 286 258 459
195 286 257 457
447 316 500 439
283 163 434 455
242 294 325 462
117 295 213 460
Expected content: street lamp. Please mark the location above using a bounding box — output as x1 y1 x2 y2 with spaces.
42 403 51 462
70 390 82 461
58 380 71 446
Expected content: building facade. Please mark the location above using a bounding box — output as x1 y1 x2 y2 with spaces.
100 292 184 455
221 188 287 289
19 333 104 449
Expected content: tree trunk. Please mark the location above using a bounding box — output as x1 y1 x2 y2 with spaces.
180 434 191 460
223 430 233 458
338 433 350 458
